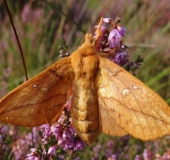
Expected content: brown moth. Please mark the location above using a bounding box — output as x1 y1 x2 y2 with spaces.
0 33 170 145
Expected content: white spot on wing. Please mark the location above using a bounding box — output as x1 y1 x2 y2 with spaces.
132 85 138 90
32 84 37 88
122 89 130 96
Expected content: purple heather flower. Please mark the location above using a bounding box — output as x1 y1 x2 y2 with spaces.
59 155 65 160
27 148 42 160
51 124 61 138
0 126 8 135
94 26 108 35
94 26 109 51
108 154 117 160
109 50 129 66
40 124 51 141
134 155 143 160
52 118 83 151
40 124 50 134
68 125 75 135
105 148 113 158
64 137 74 150
0 135 2 143
74 140 86 151
106 140 115 148
55 126 75 150
105 140 115 158
117 25 126 37
92 144 102 159
103 18 112 23
143 149 154 160
27 156 42 160
93 144 102 152
161 150 170 159
63 130 71 139
108 29 122 48
47 145 56 155
57 137 64 147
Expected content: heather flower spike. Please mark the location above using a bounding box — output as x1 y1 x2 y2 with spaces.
93 17 141 73
93 17 129 67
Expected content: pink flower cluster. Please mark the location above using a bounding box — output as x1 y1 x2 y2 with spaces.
93 17 143 74
93 17 128 67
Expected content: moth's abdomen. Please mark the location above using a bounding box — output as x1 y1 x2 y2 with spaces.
71 83 100 145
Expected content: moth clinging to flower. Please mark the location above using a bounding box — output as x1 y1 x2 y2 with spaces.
0 17 170 145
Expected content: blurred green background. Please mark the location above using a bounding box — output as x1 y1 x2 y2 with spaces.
0 0 170 159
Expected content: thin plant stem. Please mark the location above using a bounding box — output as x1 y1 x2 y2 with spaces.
3 0 28 81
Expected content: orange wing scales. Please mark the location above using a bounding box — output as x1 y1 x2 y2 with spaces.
0 57 74 126
97 57 170 141
0 33 170 145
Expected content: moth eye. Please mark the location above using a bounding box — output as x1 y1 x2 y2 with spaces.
132 85 138 90
122 89 130 96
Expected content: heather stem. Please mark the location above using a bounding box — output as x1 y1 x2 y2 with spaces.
67 150 73 160
3 0 28 81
